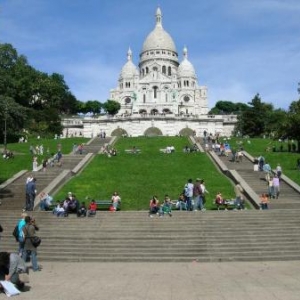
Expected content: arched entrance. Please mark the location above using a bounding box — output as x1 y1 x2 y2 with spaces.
144 127 163 137
150 109 159 115
179 128 194 137
162 108 171 114
111 128 128 137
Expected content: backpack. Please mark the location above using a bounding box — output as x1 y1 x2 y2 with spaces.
183 185 189 197
12 225 19 242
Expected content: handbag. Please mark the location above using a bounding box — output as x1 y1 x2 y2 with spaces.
31 236 42 248
24 224 41 247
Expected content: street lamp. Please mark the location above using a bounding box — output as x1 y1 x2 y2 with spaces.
3 100 8 152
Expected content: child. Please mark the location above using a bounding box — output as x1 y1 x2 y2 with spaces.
88 200 97 217
77 202 87 217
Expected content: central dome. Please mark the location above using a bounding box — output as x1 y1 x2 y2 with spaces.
142 7 177 53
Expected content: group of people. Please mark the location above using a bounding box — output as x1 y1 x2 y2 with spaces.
148 178 210 216
51 191 121 217
149 195 173 217
257 160 283 209
148 178 249 216
0 213 42 292
2 149 14 159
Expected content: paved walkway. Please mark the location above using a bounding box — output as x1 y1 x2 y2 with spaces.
12 261 300 300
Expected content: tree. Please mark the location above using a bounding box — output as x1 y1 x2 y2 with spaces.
278 100 300 152
0 96 28 144
0 42 78 137
102 100 120 116
208 100 247 115
85 100 102 115
234 94 273 137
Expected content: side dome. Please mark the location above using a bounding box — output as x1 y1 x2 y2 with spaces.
142 7 177 53
177 47 196 78
119 48 139 79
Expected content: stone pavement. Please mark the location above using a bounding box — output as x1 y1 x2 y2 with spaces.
10 261 300 300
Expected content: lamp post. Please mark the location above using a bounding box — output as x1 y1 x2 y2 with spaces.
3 100 8 152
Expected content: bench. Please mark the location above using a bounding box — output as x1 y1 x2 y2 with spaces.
125 149 141 154
215 199 236 210
95 200 121 211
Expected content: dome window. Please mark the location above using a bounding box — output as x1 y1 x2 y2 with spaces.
162 66 166 74
184 96 190 102
125 97 131 104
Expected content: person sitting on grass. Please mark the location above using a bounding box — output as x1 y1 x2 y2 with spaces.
88 200 97 217
77 202 87 217
149 195 160 217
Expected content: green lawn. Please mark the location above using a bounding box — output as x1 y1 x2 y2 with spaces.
4 136 298 211
0 137 88 183
54 136 236 210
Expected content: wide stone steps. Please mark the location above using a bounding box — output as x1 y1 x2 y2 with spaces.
210 150 300 208
1 210 300 262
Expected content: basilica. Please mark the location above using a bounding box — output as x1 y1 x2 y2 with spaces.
63 7 236 138
110 7 209 117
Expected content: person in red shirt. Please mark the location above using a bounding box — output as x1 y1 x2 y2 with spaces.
88 200 97 217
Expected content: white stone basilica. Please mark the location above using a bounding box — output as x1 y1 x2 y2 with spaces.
63 7 237 138
110 7 209 117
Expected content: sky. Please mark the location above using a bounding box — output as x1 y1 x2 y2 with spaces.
0 0 299 110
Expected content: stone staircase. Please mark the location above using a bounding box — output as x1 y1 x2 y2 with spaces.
194 137 300 210
0 137 111 210
1 136 300 263
1 210 300 262
215 151 300 209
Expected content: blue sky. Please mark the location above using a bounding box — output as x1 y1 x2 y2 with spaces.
0 0 299 110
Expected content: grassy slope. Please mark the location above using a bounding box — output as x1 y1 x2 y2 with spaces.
0 137 88 183
54 137 236 210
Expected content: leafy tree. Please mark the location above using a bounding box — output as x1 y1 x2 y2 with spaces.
278 100 300 152
0 42 78 137
85 100 102 114
234 94 273 137
209 100 248 115
0 95 28 144
102 100 120 115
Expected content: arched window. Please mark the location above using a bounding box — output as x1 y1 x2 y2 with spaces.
146 67 149 74
162 66 166 74
168 66 172 76
153 67 158 72
143 94 146 103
